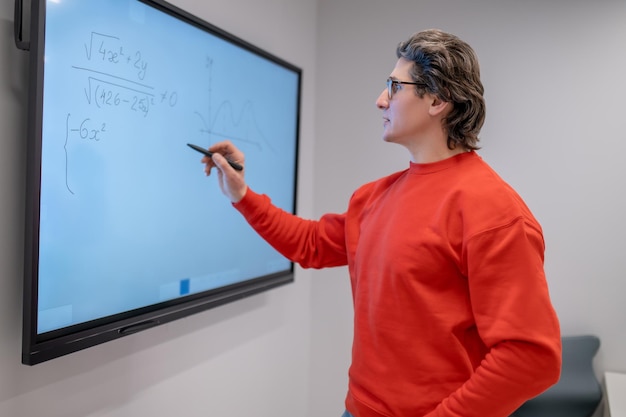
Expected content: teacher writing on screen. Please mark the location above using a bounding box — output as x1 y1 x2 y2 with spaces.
199 29 561 417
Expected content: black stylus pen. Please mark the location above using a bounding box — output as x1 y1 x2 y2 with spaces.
187 143 243 171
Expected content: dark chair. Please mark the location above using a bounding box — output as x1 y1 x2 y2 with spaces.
512 335 602 417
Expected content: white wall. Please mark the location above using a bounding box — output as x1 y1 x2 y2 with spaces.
310 0 626 415
0 0 318 416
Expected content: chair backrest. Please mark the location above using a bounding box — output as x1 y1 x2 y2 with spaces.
512 335 602 417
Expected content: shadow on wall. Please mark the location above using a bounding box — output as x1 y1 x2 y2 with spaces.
0 12 29 383
1 285 280 416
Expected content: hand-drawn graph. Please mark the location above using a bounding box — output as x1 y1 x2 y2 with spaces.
192 56 275 153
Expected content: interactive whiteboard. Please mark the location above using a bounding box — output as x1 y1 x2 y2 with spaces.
21 0 301 364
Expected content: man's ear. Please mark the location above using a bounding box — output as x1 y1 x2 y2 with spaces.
428 96 451 117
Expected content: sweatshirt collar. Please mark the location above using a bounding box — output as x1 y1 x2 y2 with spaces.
408 150 478 175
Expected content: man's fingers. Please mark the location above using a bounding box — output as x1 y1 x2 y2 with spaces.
211 152 231 172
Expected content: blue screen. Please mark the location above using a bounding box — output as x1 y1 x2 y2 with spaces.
36 0 299 333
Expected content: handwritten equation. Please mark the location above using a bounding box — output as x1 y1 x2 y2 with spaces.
63 32 183 194
73 72 178 117
84 32 148 80
67 113 107 142
73 32 178 118
64 113 108 194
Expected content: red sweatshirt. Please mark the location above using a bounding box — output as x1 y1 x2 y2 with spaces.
234 151 561 417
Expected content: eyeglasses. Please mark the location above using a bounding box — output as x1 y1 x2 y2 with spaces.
386 77 427 99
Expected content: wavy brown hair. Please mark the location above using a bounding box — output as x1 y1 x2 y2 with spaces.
396 29 486 151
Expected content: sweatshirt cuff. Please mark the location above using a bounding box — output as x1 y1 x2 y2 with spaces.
232 187 265 217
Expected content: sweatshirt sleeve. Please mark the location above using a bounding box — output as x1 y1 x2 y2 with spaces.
425 217 562 417
233 188 348 269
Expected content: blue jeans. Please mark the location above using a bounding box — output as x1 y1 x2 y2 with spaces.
341 411 354 417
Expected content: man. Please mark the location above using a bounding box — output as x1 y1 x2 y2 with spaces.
201 29 561 417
